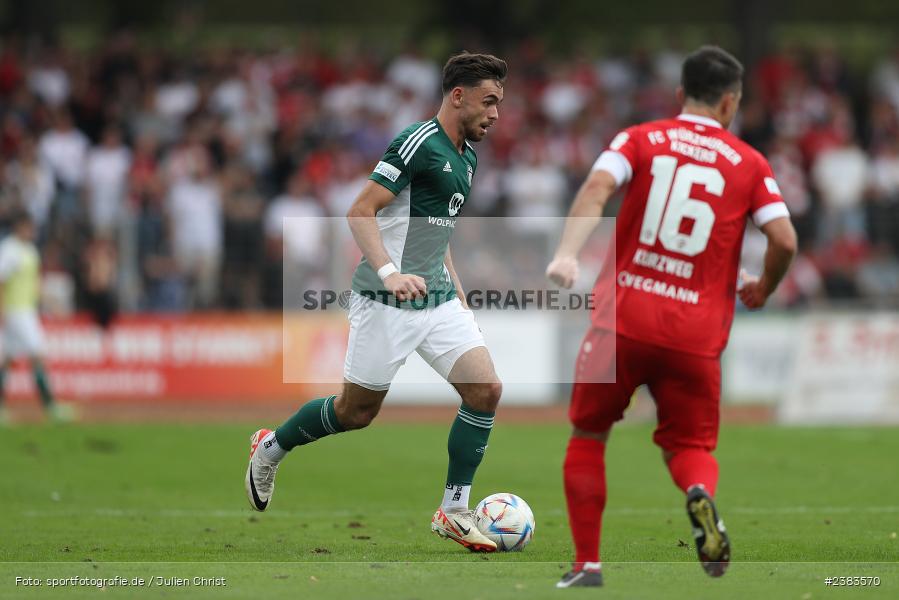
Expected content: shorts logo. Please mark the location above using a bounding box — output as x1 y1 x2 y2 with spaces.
448 193 465 217
374 161 401 182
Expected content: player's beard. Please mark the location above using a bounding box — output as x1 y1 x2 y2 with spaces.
464 116 490 142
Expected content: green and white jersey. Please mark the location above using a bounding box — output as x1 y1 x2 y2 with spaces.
353 117 477 309
0 235 40 315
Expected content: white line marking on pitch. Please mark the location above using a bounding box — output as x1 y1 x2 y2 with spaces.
20 506 899 519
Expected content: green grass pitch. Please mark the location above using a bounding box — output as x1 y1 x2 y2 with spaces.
1 421 897 598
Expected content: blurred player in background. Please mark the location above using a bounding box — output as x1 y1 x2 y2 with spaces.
0 210 71 424
547 46 797 587
245 52 507 552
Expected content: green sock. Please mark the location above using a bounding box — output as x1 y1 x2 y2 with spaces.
446 403 495 486
275 395 345 450
33 363 54 408
0 367 6 407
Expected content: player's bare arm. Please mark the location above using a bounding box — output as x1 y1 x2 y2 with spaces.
346 180 427 301
738 216 797 309
546 169 618 289
444 247 468 308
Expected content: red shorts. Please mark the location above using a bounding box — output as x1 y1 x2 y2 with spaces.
569 328 721 453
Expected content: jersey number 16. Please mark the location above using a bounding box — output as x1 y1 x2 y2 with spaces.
640 155 723 257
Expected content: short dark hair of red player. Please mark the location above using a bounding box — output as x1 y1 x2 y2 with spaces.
681 46 744 105
441 52 507 94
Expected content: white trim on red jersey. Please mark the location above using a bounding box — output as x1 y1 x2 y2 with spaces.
752 202 791 227
591 150 633 187
676 113 723 128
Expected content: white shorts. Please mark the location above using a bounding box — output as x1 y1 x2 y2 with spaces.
3 311 45 359
343 292 486 390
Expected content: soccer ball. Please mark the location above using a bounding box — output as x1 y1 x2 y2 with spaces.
474 493 535 551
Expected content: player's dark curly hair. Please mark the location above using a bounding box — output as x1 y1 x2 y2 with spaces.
681 46 744 105
441 52 507 94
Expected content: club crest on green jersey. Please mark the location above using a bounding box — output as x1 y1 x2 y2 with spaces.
449 193 465 216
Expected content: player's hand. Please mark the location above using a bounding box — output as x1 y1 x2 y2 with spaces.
737 269 770 310
546 256 579 289
383 272 427 301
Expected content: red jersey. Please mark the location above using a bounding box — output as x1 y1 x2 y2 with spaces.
591 114 789 358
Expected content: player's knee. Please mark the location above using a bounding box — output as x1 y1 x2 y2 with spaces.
464 381 502 412
570 413 600 435
485 381 502 408
333 393 378 430
571 426 610 442
341 407 378 430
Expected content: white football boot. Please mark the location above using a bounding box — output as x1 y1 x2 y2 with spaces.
431 506 497 552
245 429 280 512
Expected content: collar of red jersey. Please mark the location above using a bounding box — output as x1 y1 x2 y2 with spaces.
676 113 723 128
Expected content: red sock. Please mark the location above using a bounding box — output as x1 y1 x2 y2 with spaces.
667 448 719 497
563 437 606 567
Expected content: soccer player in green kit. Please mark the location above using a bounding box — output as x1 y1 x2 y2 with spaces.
246 53 507 552
0 210 71 424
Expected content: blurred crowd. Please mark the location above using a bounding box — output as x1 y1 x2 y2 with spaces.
0 33 897 316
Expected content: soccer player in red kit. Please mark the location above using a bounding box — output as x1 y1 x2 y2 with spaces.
546 46 797 588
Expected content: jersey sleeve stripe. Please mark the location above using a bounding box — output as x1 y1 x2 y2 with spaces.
402 129 438 165
591 150 633 186
399 122 436 160
398 121 434 157
752 202 790 227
